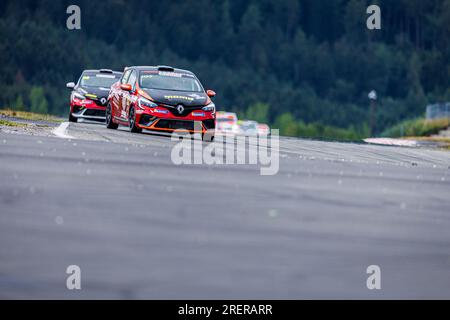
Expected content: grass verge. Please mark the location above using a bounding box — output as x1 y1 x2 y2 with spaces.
0 119 28 127
0 109 63 123
382 118 450 137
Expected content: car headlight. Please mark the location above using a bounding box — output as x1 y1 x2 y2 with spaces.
138 97 157 109
202 103 215 112
72 92 85 100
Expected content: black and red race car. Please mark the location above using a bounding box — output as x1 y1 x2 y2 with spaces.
66 69 122 122
106 66 216 140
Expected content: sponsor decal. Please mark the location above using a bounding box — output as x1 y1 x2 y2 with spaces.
188 93 205 100
96 74 116 79
164 95 194 102
142 71 159 74
154 109 169 114
159 71 182 77
192 112 205 117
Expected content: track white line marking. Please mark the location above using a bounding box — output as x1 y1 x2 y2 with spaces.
52 122 75 139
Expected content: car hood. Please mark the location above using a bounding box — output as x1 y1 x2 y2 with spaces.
142 88 208 107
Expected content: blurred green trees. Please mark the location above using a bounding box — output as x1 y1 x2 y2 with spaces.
29 87 48 114
14 95 25 111
274 112 369 140
241 103 270 124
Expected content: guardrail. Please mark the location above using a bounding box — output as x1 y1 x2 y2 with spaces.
426 103 450 120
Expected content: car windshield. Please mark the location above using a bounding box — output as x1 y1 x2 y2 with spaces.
80 73 119 87
140 71 203 92
241 123 257 130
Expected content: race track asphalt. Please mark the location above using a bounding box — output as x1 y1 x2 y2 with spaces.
1 122 450 299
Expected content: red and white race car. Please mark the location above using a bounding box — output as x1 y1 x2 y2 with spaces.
257 123 271 136
215 111 239 135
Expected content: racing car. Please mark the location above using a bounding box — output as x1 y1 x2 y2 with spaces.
238 120 259 136
66 69 122 122
106 66 216 140
216 111 239 135
257 123 271 136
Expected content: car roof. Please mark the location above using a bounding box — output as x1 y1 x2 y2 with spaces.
126 66 195 75
82 69 122 75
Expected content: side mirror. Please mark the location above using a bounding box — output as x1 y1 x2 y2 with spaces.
66 82 75 89
206 90 216 97
121 83 132 91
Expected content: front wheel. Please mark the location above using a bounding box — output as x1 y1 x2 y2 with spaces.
129 106 142 133
202 131 215 142
106 103 118 129
68 112 77 123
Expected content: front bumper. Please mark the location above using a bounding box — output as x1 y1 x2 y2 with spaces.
136 107 215 133
70 99 106 121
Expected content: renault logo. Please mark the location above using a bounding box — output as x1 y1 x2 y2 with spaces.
177 104 184 114
100 97 107 105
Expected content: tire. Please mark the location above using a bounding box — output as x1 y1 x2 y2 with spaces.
106 103 118 129
68 112 77 123
202 131 215 142
129 106 142 133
